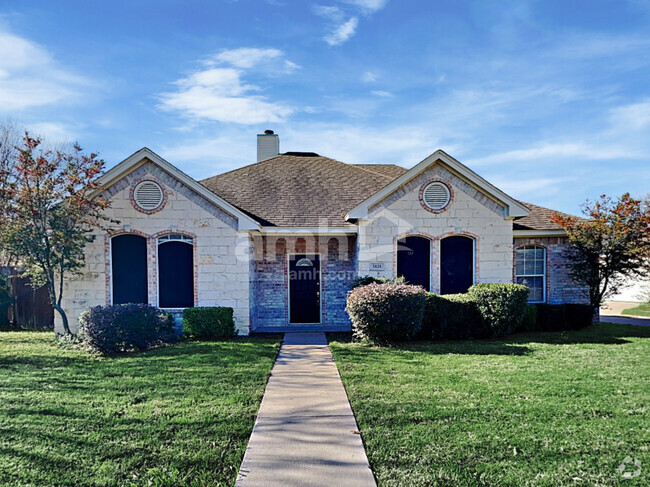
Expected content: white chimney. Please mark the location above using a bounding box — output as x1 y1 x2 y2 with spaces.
257 130 279 162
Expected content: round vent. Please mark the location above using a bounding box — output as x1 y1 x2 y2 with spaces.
133 181 164 211
422 182 451 211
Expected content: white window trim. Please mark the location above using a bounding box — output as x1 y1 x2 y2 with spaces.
515 246 547 303
287 252 323 325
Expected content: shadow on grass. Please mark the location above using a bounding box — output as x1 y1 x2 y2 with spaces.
329 323 650 357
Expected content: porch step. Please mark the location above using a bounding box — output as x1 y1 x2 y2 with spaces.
253 325 351 334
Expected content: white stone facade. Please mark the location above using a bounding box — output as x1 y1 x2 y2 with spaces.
56 160 252 335
357 164 514 292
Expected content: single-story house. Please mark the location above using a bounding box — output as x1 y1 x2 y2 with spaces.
58 131 588 334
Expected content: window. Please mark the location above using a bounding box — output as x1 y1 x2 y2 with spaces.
422 181 451 211
440 236 474 294
157 234 194 308
111 234 148 305
515 246 546 302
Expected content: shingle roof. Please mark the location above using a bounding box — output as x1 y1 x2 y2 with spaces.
200 154 396 227
199 154 566 232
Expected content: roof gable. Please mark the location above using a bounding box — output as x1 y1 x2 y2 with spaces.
345 150 530 220
97 148 260 231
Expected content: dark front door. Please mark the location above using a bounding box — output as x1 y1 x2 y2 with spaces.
289 254 321 324
158 241 194 308
397 236 431 291
440 236 474 295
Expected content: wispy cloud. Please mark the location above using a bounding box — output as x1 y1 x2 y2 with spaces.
340 0 388 14
314 1 387 46
159 47 296 124
362 71 377 82
324 17 359 46
609 98 650 131
0 30 90 112
371 90 393 97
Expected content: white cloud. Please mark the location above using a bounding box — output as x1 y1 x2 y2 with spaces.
609 99 650 131
362 71 377 82
340 0 389 14
0 30 89 112
324 17 359 46
27 121 77 142
371 90 393 97
212 48 283 69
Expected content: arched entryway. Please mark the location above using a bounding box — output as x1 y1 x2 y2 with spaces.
397 236 431 291
157 234 194 308
111 234 148 305
440 236 475 295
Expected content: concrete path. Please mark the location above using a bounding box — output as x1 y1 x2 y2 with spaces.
600 315 650 326
236 332 376 487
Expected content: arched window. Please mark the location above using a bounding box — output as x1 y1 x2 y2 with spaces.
397 236 431 291
157 234 194 308
327 238 339 260
440 236 474 294
515 246 546 302
111 234 148 305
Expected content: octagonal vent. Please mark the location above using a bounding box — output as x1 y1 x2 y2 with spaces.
422 182 451 211
134 180 164 211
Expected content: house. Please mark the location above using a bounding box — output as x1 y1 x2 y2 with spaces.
57 131 588 334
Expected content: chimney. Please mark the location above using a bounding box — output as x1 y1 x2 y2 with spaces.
257 129 279 162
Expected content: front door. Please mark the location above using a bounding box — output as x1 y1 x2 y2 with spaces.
397 236 431 291
289 254 321 324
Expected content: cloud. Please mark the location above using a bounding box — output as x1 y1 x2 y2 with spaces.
159 47 297 124
362 71 377 82
340 0 388 14
324 17 359 46
371 90 393 97
0 30 89 112
609 99 650 131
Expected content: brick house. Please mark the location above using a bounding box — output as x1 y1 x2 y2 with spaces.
57 131 587 334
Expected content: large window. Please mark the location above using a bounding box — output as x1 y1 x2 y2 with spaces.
440 236 474 294
397 236 431 291
515 246 546 302
157 234 194 308
111 234 148 305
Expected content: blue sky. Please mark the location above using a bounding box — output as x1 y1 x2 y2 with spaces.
1 0 649 214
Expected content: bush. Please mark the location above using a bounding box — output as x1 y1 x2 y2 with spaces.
0 275 13 327
535 303 593 331
350 275 405 289
182 307 235 340
423 293 483 340
79 304 175 353
519 304 538 331
346 283 426 344
467 284 530 338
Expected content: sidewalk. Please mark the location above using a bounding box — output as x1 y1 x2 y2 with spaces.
236 332 376 487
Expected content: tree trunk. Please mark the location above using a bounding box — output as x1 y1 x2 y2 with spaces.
53 304 71 335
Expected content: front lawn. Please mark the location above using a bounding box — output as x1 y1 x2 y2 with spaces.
622 302 650 317
0 331 280 486
330 323 650 486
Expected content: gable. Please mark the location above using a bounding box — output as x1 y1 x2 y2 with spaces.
346 150 529 221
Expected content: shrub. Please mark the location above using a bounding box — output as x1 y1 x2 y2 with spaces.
346 283 426 344
519 304 538 332
424 293 483 340
79 304 175 354
0 275 13 327
535 303 593 331
182 307 235 340
350 275 405 289
564 304 594 330
467 284 530 338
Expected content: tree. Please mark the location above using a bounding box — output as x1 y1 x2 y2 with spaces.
552 193 650 310
0 133 112 334
0 121 20 267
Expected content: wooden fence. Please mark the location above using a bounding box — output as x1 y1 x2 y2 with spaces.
0 267 54 328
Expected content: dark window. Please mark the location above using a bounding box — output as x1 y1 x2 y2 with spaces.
397 236 431 291
440 236 474 294
158 235 194 308
111 234 148 305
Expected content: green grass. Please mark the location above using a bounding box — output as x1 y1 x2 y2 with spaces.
330 324 650 486
622 302 650 317
0 331 280 487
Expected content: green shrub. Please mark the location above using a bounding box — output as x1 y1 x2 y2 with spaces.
346 283 426 345
535 303 593 331
182 307 235 340
79 304 176 354
0 275 13 327
467 283 530 337
564 304 594 329
424 293 483 340
350 275 405 289
519 304 538 331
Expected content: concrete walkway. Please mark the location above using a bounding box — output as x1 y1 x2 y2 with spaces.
600 315 650 326
236 332 376 487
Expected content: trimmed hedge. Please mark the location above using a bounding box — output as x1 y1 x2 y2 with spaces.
423 293 483 340
79 304 175 354
351 275 405 289
533 303 593 331
346 283 426 344
182 307 235 340
467 283 530 337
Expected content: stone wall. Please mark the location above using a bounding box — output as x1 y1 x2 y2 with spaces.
250 235 356 330
57 160 252 334
514 236 589 304
357 163 514 291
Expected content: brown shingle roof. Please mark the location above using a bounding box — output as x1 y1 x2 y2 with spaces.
199 155 567 232
200 154 397 227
